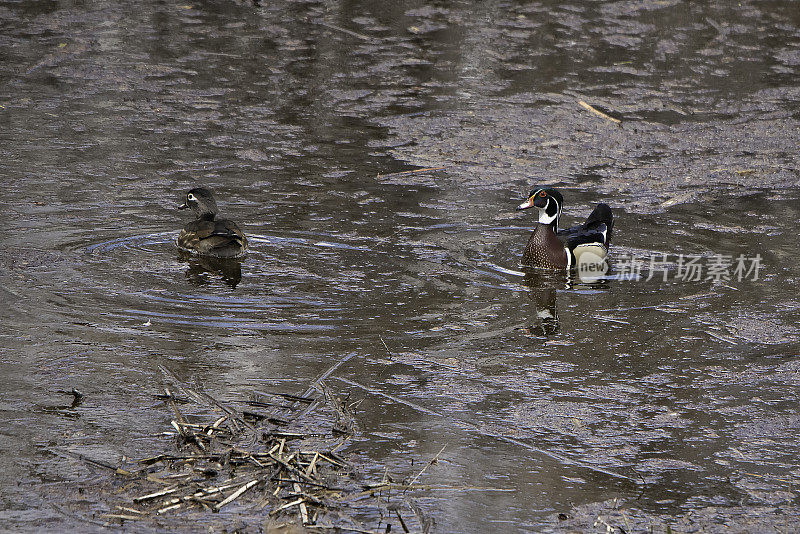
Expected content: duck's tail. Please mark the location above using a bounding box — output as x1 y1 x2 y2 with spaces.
585 203 613 226
585 203 614 247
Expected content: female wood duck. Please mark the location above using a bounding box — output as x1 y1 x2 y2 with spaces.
177 188 248 258
517 187 613 270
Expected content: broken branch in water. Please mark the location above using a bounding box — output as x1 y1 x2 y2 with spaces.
134 486 181 503
396 510 411 533
578 100 622 125
269 497 306 515
294 482 310 524
97 353 433 531
53 449 133 477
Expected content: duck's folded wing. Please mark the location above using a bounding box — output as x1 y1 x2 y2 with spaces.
188 220 240 239
182 220 243 246
557 223 584 238
557 203 613 248
558 223 610 249
178 219 247 258
211 219 243 238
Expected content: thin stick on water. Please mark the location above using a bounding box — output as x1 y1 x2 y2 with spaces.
51 503 109 528
266 351 357 419
351 483 515 497
206 415 227 436
305 452 320 477
269 497 306 515
133 486 180 503
145 480 242 511
268 452 317 484
213 479 260 511
407 445 446 487
308 351 358 394
158 365 253 432
103 513 144 521
578 100 622 124
115 506 147 515
314 21 373 42
294 482 310 524
706 330 737 344
280 351 359 424
333 377 442 416
157 503 182 514
395 510 411 533
407 500 432 534
165 388 187 426
377 166 446 179
53 449 133 476
379 336 391 355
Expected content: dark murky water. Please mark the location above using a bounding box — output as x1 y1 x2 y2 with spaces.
1 0 799 531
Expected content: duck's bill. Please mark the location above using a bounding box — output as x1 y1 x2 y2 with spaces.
178 203 188 210
517 197 536 210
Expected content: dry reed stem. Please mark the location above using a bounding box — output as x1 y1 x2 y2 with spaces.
578 100 621 124
214 479 261 511
377 166 446 179
407 444 446 487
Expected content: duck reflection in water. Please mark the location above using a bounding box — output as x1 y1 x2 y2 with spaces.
522 269 565 336
178 251 243 289
521 269 612 337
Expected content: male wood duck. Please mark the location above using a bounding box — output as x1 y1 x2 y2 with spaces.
517 187 613 270
177 187 248 259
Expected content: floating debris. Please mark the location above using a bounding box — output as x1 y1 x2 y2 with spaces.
577 100 622 125
55 353 516 531
67 354 438 532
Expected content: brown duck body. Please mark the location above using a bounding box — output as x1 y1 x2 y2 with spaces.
522 223 568 269
177 187 248 259
177 217 248 259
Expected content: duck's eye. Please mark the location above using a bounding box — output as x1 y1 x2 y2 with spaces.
187 193 196 201
539 191 546 197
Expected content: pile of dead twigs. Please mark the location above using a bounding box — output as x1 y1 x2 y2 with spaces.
92 353 432 532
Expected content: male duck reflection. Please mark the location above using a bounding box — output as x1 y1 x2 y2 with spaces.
517 187 613 271
523 271 563 336
177 187 248 258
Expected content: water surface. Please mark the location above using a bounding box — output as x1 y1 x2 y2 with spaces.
1 0 799 531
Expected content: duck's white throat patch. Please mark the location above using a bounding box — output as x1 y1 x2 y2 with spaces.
537 198 561 227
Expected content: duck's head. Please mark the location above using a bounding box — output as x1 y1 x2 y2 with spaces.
517 187 563 227
179 187 218 220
